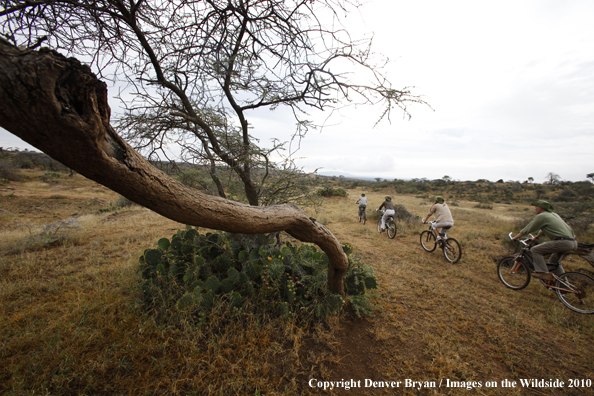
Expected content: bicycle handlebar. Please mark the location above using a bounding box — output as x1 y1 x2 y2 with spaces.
508 232 536 246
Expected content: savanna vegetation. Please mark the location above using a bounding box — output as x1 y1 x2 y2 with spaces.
1 150 593 395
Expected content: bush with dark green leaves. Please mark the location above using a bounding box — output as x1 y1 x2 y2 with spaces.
139 229 377 324
315 187 348 197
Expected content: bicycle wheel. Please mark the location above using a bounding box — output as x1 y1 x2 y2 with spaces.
555 272 594 314
420 230 436 252
362 211 366 225
443 238 462 263
377 218 382 233
497 256 531 290
387 218 397 239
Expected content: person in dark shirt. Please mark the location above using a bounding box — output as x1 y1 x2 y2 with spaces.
376 196 395 232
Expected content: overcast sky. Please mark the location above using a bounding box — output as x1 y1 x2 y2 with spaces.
2 0 593 183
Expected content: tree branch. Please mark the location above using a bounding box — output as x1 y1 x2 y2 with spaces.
0 39 347 294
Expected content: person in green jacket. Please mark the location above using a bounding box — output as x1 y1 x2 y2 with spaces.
511 200 577 281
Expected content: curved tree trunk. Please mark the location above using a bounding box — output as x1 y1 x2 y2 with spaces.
0 40 347 294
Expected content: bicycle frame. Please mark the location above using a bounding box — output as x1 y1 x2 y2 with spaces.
420 221 461 263
499 234 594 314
508 233 562 276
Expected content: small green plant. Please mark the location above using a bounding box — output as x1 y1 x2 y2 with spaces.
39 172 62 182
139 229 378 324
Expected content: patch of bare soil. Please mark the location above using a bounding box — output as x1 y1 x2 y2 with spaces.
331 314 384 379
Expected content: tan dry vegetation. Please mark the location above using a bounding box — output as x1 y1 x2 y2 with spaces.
1 178 593 395
321 190 594 396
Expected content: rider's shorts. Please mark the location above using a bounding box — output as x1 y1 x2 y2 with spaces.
432 222 453 231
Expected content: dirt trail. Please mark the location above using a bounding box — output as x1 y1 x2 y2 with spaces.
313 216 593 396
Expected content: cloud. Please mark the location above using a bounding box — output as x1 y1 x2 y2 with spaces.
1 0 593 183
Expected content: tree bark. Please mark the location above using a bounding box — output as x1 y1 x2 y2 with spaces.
0 40 347 295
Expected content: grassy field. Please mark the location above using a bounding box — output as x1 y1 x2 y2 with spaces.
1 171 593 395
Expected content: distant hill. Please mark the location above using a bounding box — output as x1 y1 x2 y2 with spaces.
317 171 403 181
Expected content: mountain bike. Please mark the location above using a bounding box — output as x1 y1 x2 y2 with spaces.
420 221 461 263
376 209 396 239
497 233 594 314
358 205 367 224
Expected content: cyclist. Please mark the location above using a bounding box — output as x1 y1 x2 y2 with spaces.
422 196 454 241
511 200 576 281
376 196 395 232
356 193 367 220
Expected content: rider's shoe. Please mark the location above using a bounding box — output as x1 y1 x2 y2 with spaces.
532 272 554 281
435 236 442 241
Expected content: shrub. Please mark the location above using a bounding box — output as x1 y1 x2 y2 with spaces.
98 196 137 213
39 172 62 182
0 163 21 181
370 204 416 221
316 187 348 197
139 229 377 325
554 201 594 236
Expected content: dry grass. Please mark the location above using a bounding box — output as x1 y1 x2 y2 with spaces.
323 190 594 396
1 178 594 395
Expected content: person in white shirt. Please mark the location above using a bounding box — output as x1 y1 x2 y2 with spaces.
422 196 454 241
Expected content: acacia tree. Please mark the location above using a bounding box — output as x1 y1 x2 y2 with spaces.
1 0 424 206
0 1 425 295
545 172 561 185
0 39 354 293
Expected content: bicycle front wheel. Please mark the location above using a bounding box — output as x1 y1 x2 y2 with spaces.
387 219 397 239
497 256 530 290
555 272 594 314
377 218 382 233
443 238 462 263
420 230 436 252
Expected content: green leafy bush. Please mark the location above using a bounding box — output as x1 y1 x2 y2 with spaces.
139 229 377 324
316 187 348 197
370 204 416 221
38 172 62 182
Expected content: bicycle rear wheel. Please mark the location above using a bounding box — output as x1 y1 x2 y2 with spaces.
387 218 397 239
555 272 594 314
443 238 461 263
497 256 531 290
420 230 436 252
